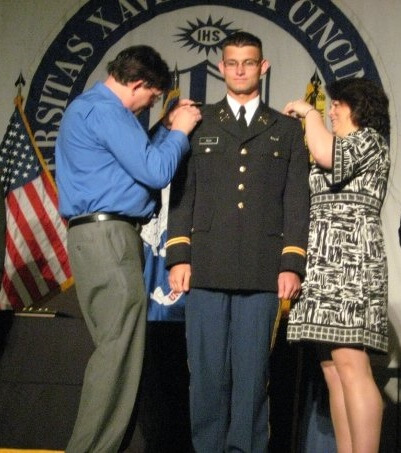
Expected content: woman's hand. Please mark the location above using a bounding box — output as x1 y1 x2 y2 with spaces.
283 99 316 118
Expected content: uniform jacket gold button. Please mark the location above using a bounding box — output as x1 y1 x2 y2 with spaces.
238 202 244 209
240 148 248 155
273 151 279 157
238 184 245 191
205 147 211 153
239 166 246 173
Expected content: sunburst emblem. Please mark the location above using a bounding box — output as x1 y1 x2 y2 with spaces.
174 16 241 56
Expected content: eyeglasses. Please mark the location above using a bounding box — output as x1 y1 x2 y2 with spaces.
150 87 163 103
223 59 261 69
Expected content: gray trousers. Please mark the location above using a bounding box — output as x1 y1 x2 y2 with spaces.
66 220 147 453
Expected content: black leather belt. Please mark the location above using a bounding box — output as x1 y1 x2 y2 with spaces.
68 213 142 230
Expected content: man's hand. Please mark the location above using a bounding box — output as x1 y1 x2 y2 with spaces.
278 271 301 300
168 263 192 297
162 99 202 135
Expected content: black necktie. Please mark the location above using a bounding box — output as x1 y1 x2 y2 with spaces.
237 105 247 129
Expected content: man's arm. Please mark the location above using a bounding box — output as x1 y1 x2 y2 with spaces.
166 143 196 289
90 102 200 190
280 118 310 281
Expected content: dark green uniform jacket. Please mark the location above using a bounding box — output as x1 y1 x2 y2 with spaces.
166 98 310 292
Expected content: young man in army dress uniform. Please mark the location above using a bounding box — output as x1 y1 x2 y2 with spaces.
166 32 310 452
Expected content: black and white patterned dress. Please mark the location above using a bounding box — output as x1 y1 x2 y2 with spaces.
287 127 390 353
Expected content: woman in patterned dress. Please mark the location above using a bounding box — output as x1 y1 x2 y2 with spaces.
283 78 390 453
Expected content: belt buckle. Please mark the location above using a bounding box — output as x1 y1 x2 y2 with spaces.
96 213 109 222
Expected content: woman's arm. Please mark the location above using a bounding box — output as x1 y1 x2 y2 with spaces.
283 100 334 168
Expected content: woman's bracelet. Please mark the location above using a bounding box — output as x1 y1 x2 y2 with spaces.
304 107 317 118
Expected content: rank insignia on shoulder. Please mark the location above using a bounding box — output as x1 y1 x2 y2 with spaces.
199 137 219 145
270 136 280 142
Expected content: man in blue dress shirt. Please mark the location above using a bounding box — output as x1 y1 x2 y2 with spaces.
55 45 201 453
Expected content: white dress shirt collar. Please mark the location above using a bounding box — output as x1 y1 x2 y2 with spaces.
226 94 260 126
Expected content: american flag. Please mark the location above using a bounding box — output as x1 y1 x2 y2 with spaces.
0 97 72 310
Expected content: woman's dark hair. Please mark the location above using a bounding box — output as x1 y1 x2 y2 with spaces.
326 78 390 137
107 45 171 91
222 31 263 57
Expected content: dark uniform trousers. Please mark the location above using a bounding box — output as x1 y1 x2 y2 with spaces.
167 99 310 453
66 220 146 453
186 289 281 453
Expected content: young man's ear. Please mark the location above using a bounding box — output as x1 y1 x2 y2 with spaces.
260 59 270 76
218 60 226 77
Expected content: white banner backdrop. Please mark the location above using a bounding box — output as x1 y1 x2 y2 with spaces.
1 0 400 403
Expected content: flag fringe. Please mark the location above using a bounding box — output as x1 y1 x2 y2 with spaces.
60 276 74 292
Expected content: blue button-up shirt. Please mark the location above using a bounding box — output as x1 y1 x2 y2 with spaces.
55 82 189 219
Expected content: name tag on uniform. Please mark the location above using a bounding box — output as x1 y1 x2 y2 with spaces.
199 137 219 145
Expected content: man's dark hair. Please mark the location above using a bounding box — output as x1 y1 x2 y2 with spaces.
326 77 390 137
107 45 171 91
222 31 263 57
